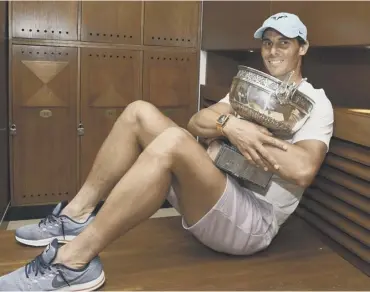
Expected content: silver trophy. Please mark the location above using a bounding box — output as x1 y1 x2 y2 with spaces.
214 66 315 188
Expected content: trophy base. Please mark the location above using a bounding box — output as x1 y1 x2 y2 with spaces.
214 141 273 189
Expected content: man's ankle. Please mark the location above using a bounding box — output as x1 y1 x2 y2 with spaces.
53 246 88 269
61 205 95 222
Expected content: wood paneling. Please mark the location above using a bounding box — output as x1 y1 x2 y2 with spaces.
305 188 369 231
81 1 142 44
271 1 370 47
329 138 370 167
332 109 370 148
143 51 197 107
297 112 370 274
201 1 270 50
144 1 199 48
11 1 78 41
0 129 9 219
303 48 370 109
0 40 7 128
0 1 7 39
325 153 370 182
202 1 370 49
313 177 370 214
11 45 78 205
318 165 369 199
80 48 142 183
0 1 8 219
143 51 198 130
160 107 190 129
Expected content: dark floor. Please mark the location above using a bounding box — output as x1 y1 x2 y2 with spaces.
0 215 369 290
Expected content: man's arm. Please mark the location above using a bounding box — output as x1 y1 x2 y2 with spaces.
222 114 330 188
187 102 232 138
259 139 327 188
188 98 332 188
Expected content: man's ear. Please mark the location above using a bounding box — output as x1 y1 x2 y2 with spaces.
299 40 309 56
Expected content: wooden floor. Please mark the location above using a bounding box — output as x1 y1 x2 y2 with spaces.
1 215 369 291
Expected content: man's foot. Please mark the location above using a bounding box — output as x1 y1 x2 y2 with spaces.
0 239 105 291
15 201 96 247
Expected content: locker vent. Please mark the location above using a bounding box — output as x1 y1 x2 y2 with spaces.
22 192 69 199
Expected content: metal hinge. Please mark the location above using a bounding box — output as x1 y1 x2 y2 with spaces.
77 123 85 136
9 124 16 136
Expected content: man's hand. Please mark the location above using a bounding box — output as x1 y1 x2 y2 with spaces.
223 116 288 171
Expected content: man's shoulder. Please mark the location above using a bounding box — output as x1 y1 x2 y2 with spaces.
298 81 331 105
299 80 333 110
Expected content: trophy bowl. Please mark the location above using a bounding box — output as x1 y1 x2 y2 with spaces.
228 66 315 136
213 66 316 189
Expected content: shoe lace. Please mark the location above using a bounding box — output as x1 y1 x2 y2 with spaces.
38 215 66 239
25 255 70 286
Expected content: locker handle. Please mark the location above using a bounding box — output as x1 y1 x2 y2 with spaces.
77 123 85 136
10 124 16 136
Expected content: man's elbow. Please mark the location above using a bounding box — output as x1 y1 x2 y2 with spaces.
295 165 317 188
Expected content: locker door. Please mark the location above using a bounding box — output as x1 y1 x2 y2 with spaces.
81 1 142 44
143 51 198 128
11 45 78 205
12 1 78 40
144 1 200 48
80 48 142 184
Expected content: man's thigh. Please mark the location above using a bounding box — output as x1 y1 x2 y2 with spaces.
168 133 228 227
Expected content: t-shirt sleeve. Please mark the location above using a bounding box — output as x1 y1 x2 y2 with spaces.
291 97 334 151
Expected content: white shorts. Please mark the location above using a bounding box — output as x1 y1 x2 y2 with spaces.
166 174 279 255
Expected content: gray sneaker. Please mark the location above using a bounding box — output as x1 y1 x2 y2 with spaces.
0 239 105 291
15 201 96 247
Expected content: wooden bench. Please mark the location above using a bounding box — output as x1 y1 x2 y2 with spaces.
0 215 369 290
297 108 370 276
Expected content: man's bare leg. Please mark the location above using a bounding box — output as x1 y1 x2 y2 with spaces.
55 127 227 268
61 101 178 220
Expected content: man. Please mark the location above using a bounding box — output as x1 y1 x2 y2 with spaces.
0 12 333 291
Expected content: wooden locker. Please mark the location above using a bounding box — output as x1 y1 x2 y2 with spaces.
11 45 78 205
0 40 7 129
0 129 9 218
81 1 142 44
143 51 198 127
160 108 192 129
11 1 78 41
80 48 142 184
144 1 200 48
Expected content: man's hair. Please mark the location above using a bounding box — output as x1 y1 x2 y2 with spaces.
296 36 306 46
296 36 306 75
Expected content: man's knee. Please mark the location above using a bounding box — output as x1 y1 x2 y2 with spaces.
115 101 163 130
161 127 196 148
145 127 195 158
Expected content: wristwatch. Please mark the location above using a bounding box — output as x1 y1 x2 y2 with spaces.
216 114 231 135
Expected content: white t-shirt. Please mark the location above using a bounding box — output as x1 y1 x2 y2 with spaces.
218 80 334 226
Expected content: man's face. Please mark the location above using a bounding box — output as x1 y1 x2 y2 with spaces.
261 29 308 80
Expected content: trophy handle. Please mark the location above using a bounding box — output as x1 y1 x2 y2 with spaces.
275 71 308 105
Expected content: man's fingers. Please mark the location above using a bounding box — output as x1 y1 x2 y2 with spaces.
258 127 272 136
256 145 280 170
241 151 257 166
248 149 267 169
262 135 288 151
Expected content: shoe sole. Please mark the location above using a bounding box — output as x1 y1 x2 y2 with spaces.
15 235 76 247
57 270 105 291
